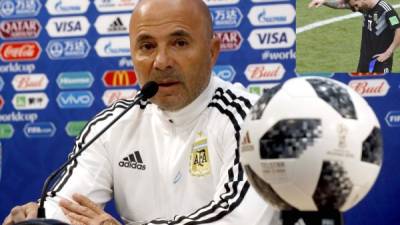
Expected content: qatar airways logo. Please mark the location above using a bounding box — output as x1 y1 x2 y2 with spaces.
245 63 285 81
214 30 243 51
348 79 390 97
0 41 41 62
0 19 41 39
12 73 49 91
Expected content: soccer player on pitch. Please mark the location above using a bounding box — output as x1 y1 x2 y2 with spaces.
309 0 400 73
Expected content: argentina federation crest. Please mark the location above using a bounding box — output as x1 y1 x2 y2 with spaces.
189 132 211 176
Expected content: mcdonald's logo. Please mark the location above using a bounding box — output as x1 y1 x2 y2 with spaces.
102 70 137 87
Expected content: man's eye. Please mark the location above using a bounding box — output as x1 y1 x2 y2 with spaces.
175 39 188 47
140 43 155 51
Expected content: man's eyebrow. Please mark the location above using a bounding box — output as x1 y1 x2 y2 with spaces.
135 33 153 43
170 29 191 38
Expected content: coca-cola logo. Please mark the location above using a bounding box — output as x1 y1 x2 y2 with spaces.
348 79 390 97
0 19 41 39
0 41 41 62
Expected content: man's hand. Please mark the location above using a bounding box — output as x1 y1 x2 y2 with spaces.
374 50 392 62
308 0 326 8
2 202 38 225
59 193 121 225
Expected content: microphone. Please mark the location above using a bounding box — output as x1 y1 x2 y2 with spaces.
34 81 158 220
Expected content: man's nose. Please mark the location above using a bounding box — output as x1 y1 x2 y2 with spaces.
154 48 173 71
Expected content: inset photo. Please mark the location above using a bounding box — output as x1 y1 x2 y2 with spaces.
297 0 400 73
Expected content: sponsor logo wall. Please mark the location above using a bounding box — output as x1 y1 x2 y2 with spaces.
0 1 398 225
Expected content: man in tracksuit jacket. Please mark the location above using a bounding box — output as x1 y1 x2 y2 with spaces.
2 0 276 225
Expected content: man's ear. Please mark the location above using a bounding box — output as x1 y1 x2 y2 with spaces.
210 36 221 66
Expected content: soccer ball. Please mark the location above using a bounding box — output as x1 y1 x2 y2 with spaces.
240 77 382 211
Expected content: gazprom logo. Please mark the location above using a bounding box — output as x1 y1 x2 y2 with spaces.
46 0 90 15
211 7 243 29
46 38 90 60
23 122 56 138
95 36 130 57
56 91 94 108
0 0 42 18
212 65 236 82
248 4 295 26
57 71 94 89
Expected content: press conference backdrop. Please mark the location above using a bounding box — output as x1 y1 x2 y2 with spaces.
0 0 398 224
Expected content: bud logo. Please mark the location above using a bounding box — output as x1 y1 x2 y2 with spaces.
348 79 390 97
0 96 4 110
248 28 295 49
0 41 41 62
203 0 239 6
95 36 130 57
57 71 94 89
46 38 90 60
0 76 4 91
102 89 137 106
12 92 49 110
245 63 285 81
95 14 130 35
23 122 56 138
12 73 49 91
103 70 137 87
0 19 41 39
385 111 400 127
46 0 90 15
65 120 87 137
247 83 280 96
0 123 14 139
248 4 295 26
212 65 236 82
57 91 94 108
214 31 242 51
46 16 90 37
211 7 243 29
0 0 41 18
94 0 138 13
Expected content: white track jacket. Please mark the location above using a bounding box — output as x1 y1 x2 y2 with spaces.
44 76 276 225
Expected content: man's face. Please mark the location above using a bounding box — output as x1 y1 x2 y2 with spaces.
130 0 220 111
348 0 369 12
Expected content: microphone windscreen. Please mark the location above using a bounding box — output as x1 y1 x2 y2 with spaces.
140 81 159 100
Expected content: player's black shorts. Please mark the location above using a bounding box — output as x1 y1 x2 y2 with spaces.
357 56 393 73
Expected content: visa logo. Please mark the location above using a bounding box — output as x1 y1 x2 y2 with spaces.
55 21 82 32
248 28 295 49
23 122 56 138
258 32 287 44
56 91 94 108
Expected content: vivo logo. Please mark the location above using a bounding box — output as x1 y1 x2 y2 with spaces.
46 16 90 37
212 65 236 82
57 91 94 108
23 122 56 138
46 38 90 60
95 36 130 57
46 0 90 15
248 28 295 49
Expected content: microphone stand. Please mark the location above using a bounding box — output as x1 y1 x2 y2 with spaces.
15 82 158 225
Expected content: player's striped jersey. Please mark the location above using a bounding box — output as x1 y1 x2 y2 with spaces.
44 76 275 225
358 0 400 72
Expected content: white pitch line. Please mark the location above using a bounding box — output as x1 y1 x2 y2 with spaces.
297 4 400 34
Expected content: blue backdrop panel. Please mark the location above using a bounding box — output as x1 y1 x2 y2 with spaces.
0 0 398 225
